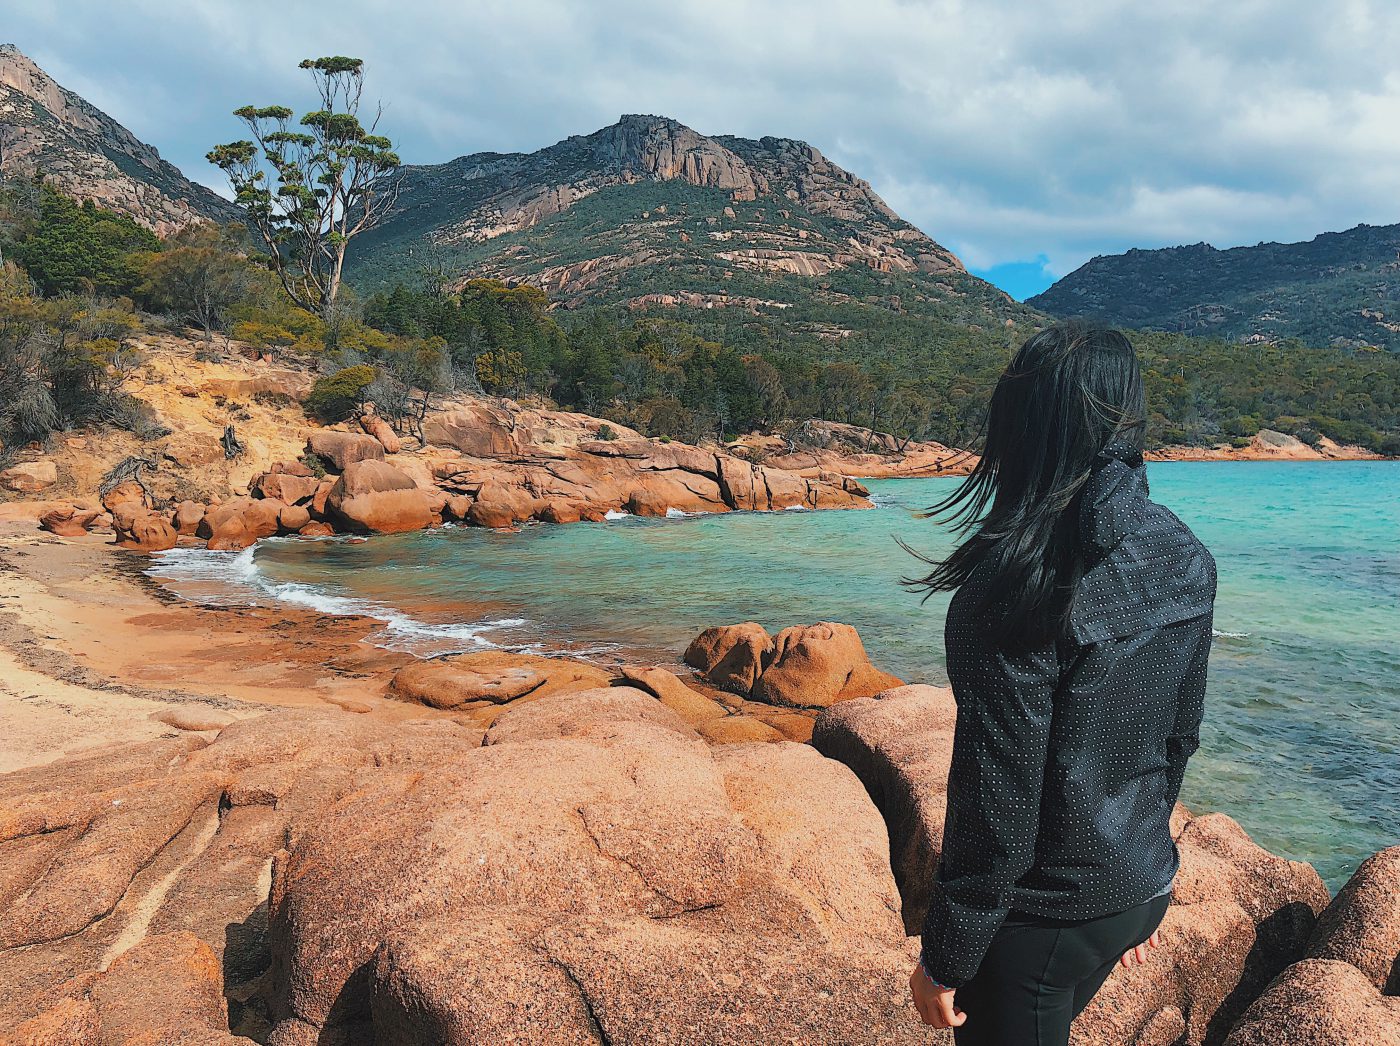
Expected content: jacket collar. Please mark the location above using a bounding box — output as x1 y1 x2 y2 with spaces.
1078 437 1148 566
1068 437 1216 644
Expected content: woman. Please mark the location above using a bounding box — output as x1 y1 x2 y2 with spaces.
905 322 1216 1044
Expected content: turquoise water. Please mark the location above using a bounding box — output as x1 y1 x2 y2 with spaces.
154 462 1400 889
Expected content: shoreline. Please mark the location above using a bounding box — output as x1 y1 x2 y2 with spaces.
0 526 444 774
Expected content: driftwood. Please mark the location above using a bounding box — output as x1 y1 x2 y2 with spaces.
221 424 245 460
99 455 158 500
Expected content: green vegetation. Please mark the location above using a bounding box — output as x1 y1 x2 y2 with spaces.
1 182 158 297
362 278 1400 453
305 364 377 422
0 261 160 454
134 223 258 345
0 175 1396 459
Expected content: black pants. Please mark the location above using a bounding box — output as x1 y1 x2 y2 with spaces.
952 892 1171 1046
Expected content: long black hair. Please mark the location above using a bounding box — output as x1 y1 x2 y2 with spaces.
903 320 1146 647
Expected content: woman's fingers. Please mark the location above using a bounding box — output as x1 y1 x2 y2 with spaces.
937 992 967 1028
1121 928 1166 967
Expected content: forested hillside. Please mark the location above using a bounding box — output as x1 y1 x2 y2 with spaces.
1029 224 1400 352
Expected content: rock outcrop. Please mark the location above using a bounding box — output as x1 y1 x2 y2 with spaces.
261 688 925 1044
387 651 613 718
1305 845 1400 991
358 406 402 454
0 44 241 233
324 459 437 534
737 420 976 479
1211 845 1400 1045
38 504 101 536
305 431 385 472
198 495 282 551
0 459 57 493
110 501 179 552
1223 959 1400 1046
811 683 958 933
685 620 902 708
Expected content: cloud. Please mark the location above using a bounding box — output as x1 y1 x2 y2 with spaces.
8 0 1400 282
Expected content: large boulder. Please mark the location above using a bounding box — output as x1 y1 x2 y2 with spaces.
1305 846 1400 991
684 622 774 694
198 495 282 551
325 459 435 534
387 651 612 713
1076 812 1331 1045
686 621 903 708
812 684 957 933
1223 959 1400 1046
110 503 178 552
360 408 402 454
2 932 239 1045
752 621 903 708
305 430 384 472
0 714 487 1032
617 665 728 724
253 470 322 506
38 505 101 537
260 689 927 1044
100 482 147 513
0 460 57 493
170 500 206 536
422 402 535 457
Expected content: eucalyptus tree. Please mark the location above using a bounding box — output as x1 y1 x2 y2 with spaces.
207 56 400 322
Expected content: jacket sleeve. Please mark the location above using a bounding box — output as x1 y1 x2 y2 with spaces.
919 636 1062 990
1165 610 1212 804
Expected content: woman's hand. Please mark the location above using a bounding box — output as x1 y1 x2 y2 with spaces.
1120 929 1162 968
909 965 966 1029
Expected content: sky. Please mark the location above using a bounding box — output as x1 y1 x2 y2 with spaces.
9 0 1400 300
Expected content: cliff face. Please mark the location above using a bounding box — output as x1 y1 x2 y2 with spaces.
1029 224 1400 351
349 114 973 310
0 44 240 233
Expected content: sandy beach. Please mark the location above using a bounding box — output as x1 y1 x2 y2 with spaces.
0 525 437 775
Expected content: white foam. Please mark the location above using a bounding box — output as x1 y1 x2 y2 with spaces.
148 545 529 656
603 509 631 520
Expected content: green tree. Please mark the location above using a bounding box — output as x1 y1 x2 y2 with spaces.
207 56 400 320
6 185 157 297
136 223 255 346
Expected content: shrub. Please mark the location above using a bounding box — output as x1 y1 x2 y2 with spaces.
596 423 618 441
305 364 376 422
300 451 328 478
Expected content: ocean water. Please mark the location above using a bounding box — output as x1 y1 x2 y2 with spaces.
152 462 1400 889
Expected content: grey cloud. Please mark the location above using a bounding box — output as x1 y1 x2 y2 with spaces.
8 0 1400 275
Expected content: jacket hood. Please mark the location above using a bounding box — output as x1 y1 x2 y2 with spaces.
1069 438 1216 644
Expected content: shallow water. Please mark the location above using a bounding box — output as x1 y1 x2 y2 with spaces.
152 462 1400 889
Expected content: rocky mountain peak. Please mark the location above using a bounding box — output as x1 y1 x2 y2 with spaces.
0 44 239 233
356 113 966 303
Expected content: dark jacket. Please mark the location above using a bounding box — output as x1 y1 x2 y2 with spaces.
919 440 1217 990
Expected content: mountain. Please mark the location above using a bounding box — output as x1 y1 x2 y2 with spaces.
0 43 240 233
348 114 1035 338
1028 223 1400 351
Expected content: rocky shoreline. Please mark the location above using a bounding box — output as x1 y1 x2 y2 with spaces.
1 344 1396 1043
0 531 1397 1044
